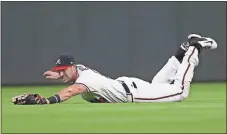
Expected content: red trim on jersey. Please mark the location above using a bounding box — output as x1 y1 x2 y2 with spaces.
188 47 196 62
182 47 195 87
181 64 191 88
134 91 183 100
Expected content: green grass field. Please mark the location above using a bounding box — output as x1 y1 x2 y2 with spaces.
2 83 226 133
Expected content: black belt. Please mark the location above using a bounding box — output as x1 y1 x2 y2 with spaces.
117 80 135 94
121 82 131 94
118 80 135 102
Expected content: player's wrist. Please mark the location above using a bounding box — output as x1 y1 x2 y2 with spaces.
46 94 61 104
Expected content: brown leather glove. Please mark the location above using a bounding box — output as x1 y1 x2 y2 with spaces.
12 93 47 105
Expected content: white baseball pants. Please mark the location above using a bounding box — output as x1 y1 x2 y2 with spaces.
119 46 199 102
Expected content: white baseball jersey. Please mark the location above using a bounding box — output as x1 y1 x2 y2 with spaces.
74 64 128 103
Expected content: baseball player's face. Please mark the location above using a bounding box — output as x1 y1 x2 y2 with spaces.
58 66 76 83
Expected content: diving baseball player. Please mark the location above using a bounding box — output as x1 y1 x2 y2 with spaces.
12 34 217 104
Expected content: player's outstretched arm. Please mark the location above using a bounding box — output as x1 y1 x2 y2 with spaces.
43 70 61 80
12 84 87 105
54 84 86 103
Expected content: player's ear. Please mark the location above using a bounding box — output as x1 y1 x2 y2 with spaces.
71 65 77 74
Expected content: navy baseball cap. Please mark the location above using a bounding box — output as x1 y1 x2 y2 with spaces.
52 54 75 71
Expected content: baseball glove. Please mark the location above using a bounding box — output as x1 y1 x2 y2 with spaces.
12 93 46 105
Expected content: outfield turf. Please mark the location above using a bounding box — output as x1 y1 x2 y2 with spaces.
2 83 226 133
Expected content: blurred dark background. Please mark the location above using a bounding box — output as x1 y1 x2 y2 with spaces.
1 2 226 85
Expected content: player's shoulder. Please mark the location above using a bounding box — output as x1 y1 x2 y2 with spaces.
76 64 87 67
76 64 90 71
76 64 93 78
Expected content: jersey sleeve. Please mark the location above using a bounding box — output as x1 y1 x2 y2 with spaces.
74 70 97 92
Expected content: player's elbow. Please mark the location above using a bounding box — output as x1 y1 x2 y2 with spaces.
57 85 86 102
68 84 86 96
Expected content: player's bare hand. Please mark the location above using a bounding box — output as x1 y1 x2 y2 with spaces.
43 71 60 79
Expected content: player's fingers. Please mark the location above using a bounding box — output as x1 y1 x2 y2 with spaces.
46 76 53 79
43 71 51 76
43 72 47 76
43 74 49 77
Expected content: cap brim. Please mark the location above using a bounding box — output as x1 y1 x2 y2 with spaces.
52 65 71 71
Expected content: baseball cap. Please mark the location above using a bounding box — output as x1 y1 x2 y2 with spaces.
52 54 75 71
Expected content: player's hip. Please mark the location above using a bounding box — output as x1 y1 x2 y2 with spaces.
115 77 186 103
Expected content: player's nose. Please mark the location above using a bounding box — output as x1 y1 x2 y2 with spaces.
59 71 64 77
